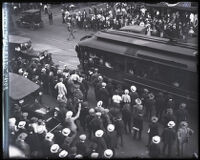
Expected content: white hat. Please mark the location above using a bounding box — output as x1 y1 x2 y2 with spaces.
95 130 104 137
41 68 46 73
19 99 24 104
104 149 113 158
62 128 71 136
50 144 60 153
102 82 106 87
135 98 142 105
18 121 26 128
59 150 68 158
98 76 103 80
96 112 102 117
107 124 115 132
89 108 95 113
91 152 99 158
124 89 129 94
18 68 23 74
18 132 28 140
45 132 54 141
37 125 45 134
75 154 83 158
97 101 103 107
152 136 161 144
168 121 175 128
79 134 86 141
130 86 137 92
39 92 43 96
66 111 73 118
9 118 16 125
151 116 158 123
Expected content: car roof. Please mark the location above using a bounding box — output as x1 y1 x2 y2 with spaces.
9 35 31 44
9 72 40 100
22 9 40 14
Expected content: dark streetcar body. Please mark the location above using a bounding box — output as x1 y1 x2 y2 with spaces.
76 29 198 108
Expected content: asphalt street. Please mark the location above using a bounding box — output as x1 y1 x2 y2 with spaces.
10 4 198 158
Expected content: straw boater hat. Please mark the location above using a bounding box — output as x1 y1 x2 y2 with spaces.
45 132 54 141
152 136 161 144
135 98 142 105
180 121 188 128
98 76 103 80
18 121 26 129
104 149 113 158
97 101 103 107
95 130 104 137
107 124 115 132
168 121 175 128
75 154 83 158
91 152 99 158
96 112 102 117
19 99 24 104
66 111 73 118
62 128 71 137
50 144 60 153
102 82 106 87
22 112 28 117
59 150 68 158
151 116 158 123
79 134 86 141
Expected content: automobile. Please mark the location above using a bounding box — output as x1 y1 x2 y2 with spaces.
9 35 50 60
16 9 43 30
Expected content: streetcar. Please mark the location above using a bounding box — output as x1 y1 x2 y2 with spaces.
75 29 198 105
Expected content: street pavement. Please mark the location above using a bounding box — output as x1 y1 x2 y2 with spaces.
10 4 198 158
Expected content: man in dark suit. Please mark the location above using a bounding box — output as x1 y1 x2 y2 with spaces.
99 82 110 108
76 134 89 157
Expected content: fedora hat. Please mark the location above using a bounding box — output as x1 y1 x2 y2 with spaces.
95 130 104 137
152 136 161 144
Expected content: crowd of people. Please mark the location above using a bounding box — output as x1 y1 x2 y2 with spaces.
8 51 196 158
61 2 198 41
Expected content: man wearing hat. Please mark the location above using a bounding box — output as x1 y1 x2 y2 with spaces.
149 135 161 158
59 150 68 158
76 134 89 156
147 116 159 147
130 85 139 105
133 98 144 117
95 101 105 113
145 92 156 121
79 101 89 132
93 130 107 157
161 121 177 157
42 132 55 157
99 82 110 108
89 112 105 136
94 76 104 101
132 112 144 141
104 124 117 156
85 108 96 139
176 103 189 130
49 144 61 158
177 121 194 157
162 108 176 128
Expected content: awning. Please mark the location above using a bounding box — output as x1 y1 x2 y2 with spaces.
9 72 40 100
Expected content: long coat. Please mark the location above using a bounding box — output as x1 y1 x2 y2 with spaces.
161 127 176 145
149 143 161 158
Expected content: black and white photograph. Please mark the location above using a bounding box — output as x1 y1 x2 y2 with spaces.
2 2 198 159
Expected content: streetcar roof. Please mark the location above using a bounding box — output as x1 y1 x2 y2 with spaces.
120 25 146 34
78 35 197 72
9 72 40 100
9 35 31 44
95 30 197 57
